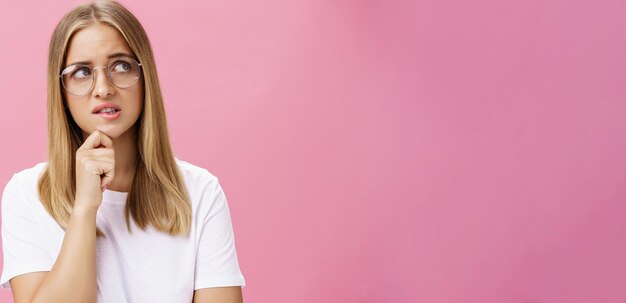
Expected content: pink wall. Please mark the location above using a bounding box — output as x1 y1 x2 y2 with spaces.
1 0 625 302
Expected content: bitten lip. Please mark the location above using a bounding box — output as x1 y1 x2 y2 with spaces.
92 103 122 114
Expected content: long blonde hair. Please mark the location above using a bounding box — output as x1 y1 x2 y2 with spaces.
38 0 192 238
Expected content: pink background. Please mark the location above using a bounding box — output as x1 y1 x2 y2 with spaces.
1 0 625 302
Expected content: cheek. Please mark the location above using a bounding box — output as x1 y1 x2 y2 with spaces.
65 98 84 121
116 87 144 120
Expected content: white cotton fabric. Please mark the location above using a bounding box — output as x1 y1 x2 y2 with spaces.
0 159 245 302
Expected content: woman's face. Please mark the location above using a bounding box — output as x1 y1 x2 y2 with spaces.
63 22 143 141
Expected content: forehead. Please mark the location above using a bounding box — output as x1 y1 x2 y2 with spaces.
65 22 133 65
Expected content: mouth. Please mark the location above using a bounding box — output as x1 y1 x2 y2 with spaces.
92 103 122 121
93 108 121 114
92 103 122 114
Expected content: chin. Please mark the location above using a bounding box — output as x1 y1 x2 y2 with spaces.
102 128 133 139
98 130 120 139
80 125 126 140
103 125 138 139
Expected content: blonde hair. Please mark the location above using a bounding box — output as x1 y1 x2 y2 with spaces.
38 0 192 238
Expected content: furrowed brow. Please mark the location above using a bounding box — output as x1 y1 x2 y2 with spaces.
65 52 135 67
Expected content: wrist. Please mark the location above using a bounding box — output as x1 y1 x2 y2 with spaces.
72 204 99 216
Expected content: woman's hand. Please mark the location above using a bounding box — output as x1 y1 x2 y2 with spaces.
74 130 115 210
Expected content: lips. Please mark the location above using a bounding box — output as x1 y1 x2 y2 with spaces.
92 103 121 114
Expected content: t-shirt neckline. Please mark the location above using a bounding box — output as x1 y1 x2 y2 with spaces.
102 188 128 205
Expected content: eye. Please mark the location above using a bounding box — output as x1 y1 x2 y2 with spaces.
71 67 92 80
111 60 132 73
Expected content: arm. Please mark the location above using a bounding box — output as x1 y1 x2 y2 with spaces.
11 207 98 303
192 177 246 302
193 286 243 303
10 131 114 303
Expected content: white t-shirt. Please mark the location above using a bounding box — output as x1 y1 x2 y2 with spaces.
0 159 246 302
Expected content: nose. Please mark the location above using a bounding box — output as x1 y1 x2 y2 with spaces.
92 66 115 98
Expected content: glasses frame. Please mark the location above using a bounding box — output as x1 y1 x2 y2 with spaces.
60 56 143 97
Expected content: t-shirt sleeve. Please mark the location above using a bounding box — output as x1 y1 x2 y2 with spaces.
0 174 54 289
194 178 246 290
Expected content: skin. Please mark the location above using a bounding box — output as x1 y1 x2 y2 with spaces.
64 22 143 193
9 22 243 303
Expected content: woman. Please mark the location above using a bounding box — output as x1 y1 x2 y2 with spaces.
0 1 246 302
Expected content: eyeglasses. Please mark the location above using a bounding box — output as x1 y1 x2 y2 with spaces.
60 56 142 96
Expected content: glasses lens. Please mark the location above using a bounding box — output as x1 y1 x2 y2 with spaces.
61 65 93 96
109 57 141 88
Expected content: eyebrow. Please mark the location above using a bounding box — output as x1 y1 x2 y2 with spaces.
65 52 136 67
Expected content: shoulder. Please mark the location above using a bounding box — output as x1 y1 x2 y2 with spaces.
1 162 48 217
174 158 230 222
174 158 219 181
174 158 221 192
3 162 47 197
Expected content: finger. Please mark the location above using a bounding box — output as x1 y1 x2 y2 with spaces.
81 149 115 160
98 166 115 188
101 172 114 189
78 130 114 151
77 130 102 151
95 132 113 149
91 163 114 176
86 157 115 166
